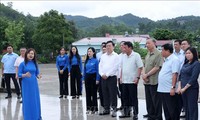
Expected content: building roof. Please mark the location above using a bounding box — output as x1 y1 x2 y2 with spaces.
156 40 172 46
73 36 147 46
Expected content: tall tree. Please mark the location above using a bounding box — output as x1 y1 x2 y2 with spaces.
0 17 9 52
5 20 24 50
33 10 76 54
151 28 175 40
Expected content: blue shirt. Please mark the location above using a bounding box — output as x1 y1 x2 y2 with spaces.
56 54 69 71
69 55 82 73
157 54 180 93
83 57 100 81
1 52 19 73
173 49 185 70
179 61 200 89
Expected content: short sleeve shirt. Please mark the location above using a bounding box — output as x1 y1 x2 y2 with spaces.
14 56 24 67
121 51 143 84
144 49 163 85
157 54 180 93
1 52 19 73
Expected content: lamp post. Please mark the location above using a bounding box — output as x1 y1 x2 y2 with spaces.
62 33 64 47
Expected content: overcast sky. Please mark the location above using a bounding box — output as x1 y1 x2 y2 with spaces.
1 1 200 21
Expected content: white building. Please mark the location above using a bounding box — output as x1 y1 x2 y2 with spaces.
72 35 149 56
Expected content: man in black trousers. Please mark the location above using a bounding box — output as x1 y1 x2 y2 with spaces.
99 40 119 117
1 44 21 99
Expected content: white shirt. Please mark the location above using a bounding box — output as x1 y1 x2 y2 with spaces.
118 53 125 78
157 54 180 93
121 51 143 83
99 51 119 77
14 56 24 67
96 51 103 62
173 49 185 67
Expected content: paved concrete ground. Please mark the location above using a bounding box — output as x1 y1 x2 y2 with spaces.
0 64 199 120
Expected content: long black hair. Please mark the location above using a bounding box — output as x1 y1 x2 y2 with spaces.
69 45 81 65
84 47 96 66
184 47 199 65
24 48 38 69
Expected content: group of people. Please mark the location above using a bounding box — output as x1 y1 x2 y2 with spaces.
1 45 42 120
143 39 200 120
1 38 200 120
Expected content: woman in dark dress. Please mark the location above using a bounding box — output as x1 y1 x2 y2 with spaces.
69 46 82 99
56 47 69 98
18 48 42 120
177 47 200 120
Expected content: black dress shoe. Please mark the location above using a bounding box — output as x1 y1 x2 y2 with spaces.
20 100 23 103
116 106 123 111
99 110 110 115
119 114 131 118
180 115 186 118
77 96 79 99
59 95 63 98
143 114 149 118
72 96 76 99
64 95 67 98
5 95 12 99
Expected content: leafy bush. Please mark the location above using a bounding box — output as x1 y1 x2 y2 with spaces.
133 42 148 59
38 56 50 64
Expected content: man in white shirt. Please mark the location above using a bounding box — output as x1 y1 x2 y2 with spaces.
157 43 180 120
119 41 143 120
96 42 106 61
96 42 106 112
99 40 119 117
117 41 125 111
14 47 26 102
173 40 185 66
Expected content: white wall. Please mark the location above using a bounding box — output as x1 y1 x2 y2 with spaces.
76 45 101 56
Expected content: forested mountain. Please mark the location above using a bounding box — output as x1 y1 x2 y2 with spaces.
65 13 200 33
64 13 153 31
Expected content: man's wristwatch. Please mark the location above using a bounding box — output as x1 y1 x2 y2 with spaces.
137 77 140 79
171 86 175 89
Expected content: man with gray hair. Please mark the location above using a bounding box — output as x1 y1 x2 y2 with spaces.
142 38 163 120
14 47 27 103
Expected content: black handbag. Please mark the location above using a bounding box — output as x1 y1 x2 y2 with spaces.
1 75 5 88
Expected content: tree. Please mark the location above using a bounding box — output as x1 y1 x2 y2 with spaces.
0 17 9 52
33 10 76 54
151 29 175 40
5 20 24 50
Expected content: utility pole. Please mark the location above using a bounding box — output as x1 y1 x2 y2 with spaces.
63 33 64 47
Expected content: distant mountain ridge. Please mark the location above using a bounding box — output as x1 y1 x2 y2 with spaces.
64 13 200 31
64 13 153 31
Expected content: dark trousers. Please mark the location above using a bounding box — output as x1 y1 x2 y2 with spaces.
98 78 104 107
144 84 162 120
70 65 81 96
159 93 180 120
19 78 22 96
182 88 198 120
101 76 117 111
85 73 98 111
122 83 138 115
58 66 69 95
118 79 124 108
4 73 20 96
